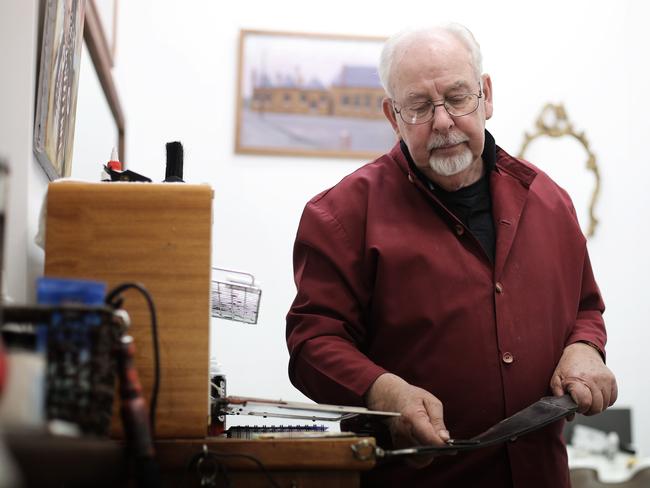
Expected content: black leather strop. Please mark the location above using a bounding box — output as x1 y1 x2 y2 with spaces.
378 394 578 459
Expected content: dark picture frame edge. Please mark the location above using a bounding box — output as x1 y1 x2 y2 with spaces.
83 0 125 162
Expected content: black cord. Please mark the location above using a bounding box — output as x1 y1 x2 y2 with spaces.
181 448 282 488
106 282 160 438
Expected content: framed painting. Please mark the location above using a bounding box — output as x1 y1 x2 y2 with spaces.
33 0 124 181
235 29 396 159
33 0 86 180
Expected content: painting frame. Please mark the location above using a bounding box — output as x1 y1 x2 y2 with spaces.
234 29 395 160
92 0 119 67
33 0 86 180
34 0 124 181
83 0 126 162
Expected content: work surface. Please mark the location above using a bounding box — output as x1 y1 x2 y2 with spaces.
5 432 375 488
155 436 376 488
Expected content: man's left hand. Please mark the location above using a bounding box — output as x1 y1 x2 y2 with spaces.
550 342 617 415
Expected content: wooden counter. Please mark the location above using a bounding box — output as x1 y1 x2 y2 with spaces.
155 436 376 488
5 429 126 487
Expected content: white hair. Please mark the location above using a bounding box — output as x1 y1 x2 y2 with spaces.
378 23 483 98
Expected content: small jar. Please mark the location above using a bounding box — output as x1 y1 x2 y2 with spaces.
208 358 226 436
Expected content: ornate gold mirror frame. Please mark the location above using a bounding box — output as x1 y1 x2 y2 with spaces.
518 103 600 238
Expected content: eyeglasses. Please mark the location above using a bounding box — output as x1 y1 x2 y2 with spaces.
392 88 483 125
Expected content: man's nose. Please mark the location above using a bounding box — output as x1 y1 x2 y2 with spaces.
431 102 454 132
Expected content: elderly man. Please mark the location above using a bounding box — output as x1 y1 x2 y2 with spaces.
286 23 617 487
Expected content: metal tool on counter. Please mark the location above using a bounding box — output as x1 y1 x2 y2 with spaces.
216 395 400 422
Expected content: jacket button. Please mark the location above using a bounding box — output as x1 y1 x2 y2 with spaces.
454 224 464 236
502 352 514 364
495 282 504 293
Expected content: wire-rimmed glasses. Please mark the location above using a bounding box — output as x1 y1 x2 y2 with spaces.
392 89 483 125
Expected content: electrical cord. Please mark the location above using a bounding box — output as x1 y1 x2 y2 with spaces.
105 282 160 438
180 446 282 488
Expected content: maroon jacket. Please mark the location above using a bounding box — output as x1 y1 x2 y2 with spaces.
286 138 606 488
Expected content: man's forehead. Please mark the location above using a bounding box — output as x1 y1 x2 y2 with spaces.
393 39 474 76
401 79 474 101
400 31 469 61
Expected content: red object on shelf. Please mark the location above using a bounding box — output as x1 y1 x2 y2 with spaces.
107 147 123 171
107 160 122 171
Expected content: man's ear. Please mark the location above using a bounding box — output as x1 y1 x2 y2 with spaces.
383 98 402 139
481 73 494 120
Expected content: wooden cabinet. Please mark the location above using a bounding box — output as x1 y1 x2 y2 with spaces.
44 181 213 439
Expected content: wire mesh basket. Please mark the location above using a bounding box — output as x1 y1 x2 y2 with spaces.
211 268 262 324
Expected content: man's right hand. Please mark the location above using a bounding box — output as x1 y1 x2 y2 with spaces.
365 373 450 467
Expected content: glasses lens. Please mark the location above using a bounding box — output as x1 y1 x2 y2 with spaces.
401 103 433 125
445 94 479 117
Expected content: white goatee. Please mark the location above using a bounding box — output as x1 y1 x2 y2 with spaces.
427 133 473 176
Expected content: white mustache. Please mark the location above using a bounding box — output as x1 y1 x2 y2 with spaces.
427 132 469 151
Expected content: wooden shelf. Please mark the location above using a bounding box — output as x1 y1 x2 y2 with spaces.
155 436 376 488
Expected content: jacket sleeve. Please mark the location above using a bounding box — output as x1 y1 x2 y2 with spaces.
564 248 608 361
555 186 608 360
286 200 387 406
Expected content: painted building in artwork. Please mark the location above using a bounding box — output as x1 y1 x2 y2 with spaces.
250 73 331 115
249 65 385 119
329 66 385 119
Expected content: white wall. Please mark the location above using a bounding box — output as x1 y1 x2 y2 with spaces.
0 0 48 304
2 0 648 455
71 45 120 182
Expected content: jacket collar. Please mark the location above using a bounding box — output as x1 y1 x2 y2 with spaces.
389 130 538 190
388 130 538 275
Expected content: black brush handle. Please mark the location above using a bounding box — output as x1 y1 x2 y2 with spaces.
164 141 184 182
